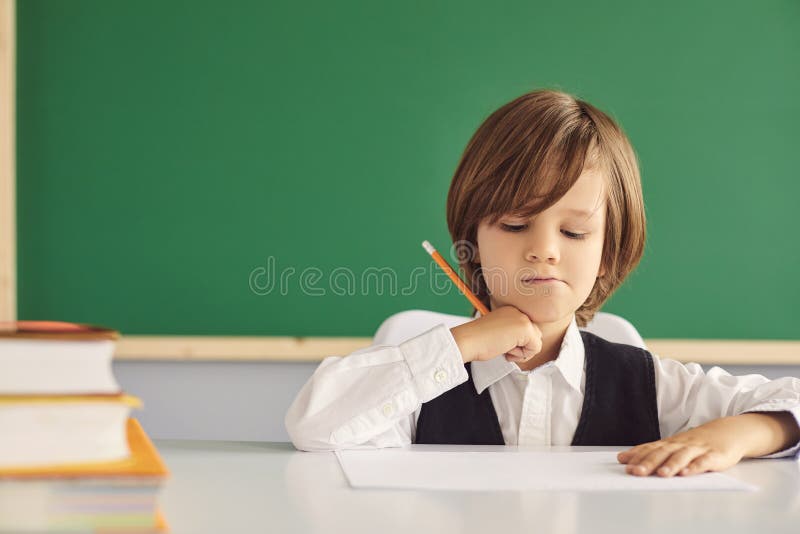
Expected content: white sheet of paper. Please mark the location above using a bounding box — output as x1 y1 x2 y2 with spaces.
335 449 757 492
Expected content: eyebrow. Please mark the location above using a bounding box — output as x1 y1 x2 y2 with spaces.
561 208 596 218
506 205 603 221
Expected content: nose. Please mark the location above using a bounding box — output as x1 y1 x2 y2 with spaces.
524 225 559 264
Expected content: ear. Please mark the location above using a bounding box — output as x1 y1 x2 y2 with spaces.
598 265 606 278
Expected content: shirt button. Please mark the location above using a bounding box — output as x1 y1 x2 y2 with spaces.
382 403 394 416
434 369 448 383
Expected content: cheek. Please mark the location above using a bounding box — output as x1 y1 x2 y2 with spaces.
476 253 515 294
478 239 513 268
564 241 603 275
578 244 605 283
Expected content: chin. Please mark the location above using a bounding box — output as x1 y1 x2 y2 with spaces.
517 301 570 324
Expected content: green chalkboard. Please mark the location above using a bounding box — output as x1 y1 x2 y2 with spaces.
16 0 800 339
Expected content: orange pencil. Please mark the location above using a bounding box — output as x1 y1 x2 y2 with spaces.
422 240 490 316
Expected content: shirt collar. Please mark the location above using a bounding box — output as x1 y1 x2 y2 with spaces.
469 310 584 395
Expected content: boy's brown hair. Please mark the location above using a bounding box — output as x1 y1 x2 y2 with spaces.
445 89 645 327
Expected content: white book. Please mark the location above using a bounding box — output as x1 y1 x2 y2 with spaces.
0 395 141 468
0 321 120 394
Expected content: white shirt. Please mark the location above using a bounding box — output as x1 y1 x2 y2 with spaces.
285 313 800 458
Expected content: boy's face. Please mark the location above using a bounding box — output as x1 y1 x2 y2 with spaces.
474 168 607 325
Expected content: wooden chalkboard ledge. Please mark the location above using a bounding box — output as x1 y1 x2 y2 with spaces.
113 336 800 365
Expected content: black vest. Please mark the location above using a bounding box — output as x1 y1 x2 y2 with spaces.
415 330 661 446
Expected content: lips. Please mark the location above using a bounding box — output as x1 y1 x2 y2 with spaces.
521 276 563 285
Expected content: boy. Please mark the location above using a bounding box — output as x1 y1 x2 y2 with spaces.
285 89 800 477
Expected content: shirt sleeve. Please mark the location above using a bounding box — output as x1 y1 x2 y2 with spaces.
284 323 469 452
653 355 800 459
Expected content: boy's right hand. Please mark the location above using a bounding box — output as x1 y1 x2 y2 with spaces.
449 305 543 365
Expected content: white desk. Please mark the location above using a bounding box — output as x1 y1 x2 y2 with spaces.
155 441 800 534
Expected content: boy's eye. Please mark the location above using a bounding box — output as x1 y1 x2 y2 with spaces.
499 223 586 240
562 230 587 240
500 224 527 232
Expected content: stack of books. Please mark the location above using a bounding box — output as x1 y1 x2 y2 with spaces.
0 321 169 532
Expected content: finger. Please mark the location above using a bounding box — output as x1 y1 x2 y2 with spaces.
622 442 660 467
626 444 683 476
679 452 718 476
617 447 642 463
505 348 532 361
504 349 522 361
654 446 706 477
529 321 542 337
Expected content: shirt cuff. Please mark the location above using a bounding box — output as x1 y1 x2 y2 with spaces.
399 323 469 403
741 404 800 459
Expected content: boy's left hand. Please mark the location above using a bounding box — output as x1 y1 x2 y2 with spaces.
616 416 749 477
